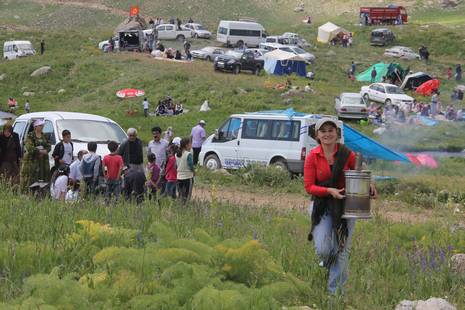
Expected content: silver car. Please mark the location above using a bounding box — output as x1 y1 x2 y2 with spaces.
182 23 212 39
280 45 315 63
191 46 225 61
384 46 420 60
335 92 368 120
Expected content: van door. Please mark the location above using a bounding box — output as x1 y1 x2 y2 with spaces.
238 118 271 166
12 120 28 146
210 117 242 168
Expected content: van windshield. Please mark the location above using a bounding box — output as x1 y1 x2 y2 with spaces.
56 120 126 143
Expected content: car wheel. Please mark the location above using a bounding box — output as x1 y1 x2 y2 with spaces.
236 40 244 49
363 93 370 102
385 99 392 106
206 56 211 61
233 65 240 74
176 35 185 42
271 159 288 172
204 154 221 170
254 66 261 76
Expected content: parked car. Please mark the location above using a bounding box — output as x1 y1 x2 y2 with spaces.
335 93 368 120
198 111 342 173
182 23 212 39
214 50 264 75
361 83 414 106
245 48 268 61
259 43 315 63
191 46 225 61
156 24 193 41
370 28 395 46
281 32 311 48
384 46 420 60
3 40 35 60
265 35 298 45
216 20 266 48
98 29 153 51
13 112 127 167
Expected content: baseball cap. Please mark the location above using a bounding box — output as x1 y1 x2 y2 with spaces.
315 117 338 132
199 120 206 125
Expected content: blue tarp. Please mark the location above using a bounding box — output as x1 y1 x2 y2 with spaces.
343 124 409 162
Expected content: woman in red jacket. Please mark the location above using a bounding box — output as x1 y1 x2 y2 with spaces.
304 118 376 295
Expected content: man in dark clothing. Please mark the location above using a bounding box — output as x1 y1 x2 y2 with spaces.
183 40 191 55
40 40 45 55
123 166 146 204
188 17 194 23
52 130 74 171
371 67 377 83
177 18 182 30
456 64 462 81
118 128 144 173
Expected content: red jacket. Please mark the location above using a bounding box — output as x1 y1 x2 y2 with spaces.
164 155 177 182
304 144 355 197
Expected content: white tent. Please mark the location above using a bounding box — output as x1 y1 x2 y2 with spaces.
317 22 347 43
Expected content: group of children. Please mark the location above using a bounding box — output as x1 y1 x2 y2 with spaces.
50 135 195 205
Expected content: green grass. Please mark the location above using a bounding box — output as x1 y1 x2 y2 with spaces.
0 187 463 309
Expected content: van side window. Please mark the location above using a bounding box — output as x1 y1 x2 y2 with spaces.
242 119 270 139
218 27 228 35
230 29 261 37
271 120 300 141
43 120 56 144
218 117 241 141
13 121 27 141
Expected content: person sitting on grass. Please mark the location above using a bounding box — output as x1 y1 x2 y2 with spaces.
50 165 69 201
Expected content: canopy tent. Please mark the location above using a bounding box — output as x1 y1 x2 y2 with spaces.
317 22 348 43
263 49 307 77
343 124 409 162
386 63 408 84
356 62 389 83
415 79 440 96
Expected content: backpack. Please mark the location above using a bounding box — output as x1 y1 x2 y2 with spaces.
81 156 102 177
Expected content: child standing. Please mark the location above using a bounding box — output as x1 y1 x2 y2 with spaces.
447 67 452 80
176 138 194 203
163 144 178 199
102 141 124 202
146 153 161 200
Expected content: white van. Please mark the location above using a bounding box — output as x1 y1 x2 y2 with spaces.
198 111 343 173
216 20 266 48
3 40 35 60
13 112 127 167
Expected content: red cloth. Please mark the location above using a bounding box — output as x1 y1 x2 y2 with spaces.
164 155 177 182
102 154 124 181
303 144 355 197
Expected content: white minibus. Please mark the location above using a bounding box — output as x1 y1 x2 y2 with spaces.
216 20 266 48
3 40 35 60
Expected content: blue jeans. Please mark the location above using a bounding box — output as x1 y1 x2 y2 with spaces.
105 179 121 202
313 213 356 294
163 181 177 199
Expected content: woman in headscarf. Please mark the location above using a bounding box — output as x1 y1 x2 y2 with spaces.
20 119 51 191
304 117 376 295
0 121 22 183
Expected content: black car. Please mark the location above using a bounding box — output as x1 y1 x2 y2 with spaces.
214 50 264 75
370 28 395 46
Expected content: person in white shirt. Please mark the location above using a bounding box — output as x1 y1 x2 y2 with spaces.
51 165 69 201
142 97 150 117
52 130 74 170
69 150 87 186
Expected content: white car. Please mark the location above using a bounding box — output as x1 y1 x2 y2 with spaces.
182 23 212 39
361 83 415 106
335 93 368 120
13 112 127 167
281 45 315 63
384 46 420 60
156 24 193 41
281 32 311 48
191 46 225 61
98 29 154 51
245 48 268 61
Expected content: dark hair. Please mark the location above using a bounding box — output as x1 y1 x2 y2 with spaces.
62 129 71 137
77 150 86 159
147 153 156 163
176 137 191 157
152 126 162 134
87 142 97 152
107 141 119 153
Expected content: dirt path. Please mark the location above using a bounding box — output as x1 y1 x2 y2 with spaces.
30 0 128 16
193 184 438 224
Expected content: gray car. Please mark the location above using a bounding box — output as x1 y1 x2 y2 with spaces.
191 46 225 61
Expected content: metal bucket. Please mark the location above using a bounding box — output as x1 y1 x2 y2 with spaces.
343 170 372 219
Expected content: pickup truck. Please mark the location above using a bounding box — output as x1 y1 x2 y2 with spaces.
214 50 264 75
156 24 193 41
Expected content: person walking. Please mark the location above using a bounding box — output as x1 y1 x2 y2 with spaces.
176 137 194 203
0 122 22 183
304 118 377 295
51 130 74 171
456 64 462 81
370 67 377 83
183 39 191 56
20 119 51 191
190 120 206 165
40 39 45 55
102 141 124 203
25 100 30 113
80 142 101 195
118 128 144 173
142 98 150 117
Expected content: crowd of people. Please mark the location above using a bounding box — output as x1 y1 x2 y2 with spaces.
0 118 208 205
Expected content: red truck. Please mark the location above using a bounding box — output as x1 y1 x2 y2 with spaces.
359 6 408 25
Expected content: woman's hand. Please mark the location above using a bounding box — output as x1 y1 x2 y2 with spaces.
327 187 345 199
370 184 378 199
